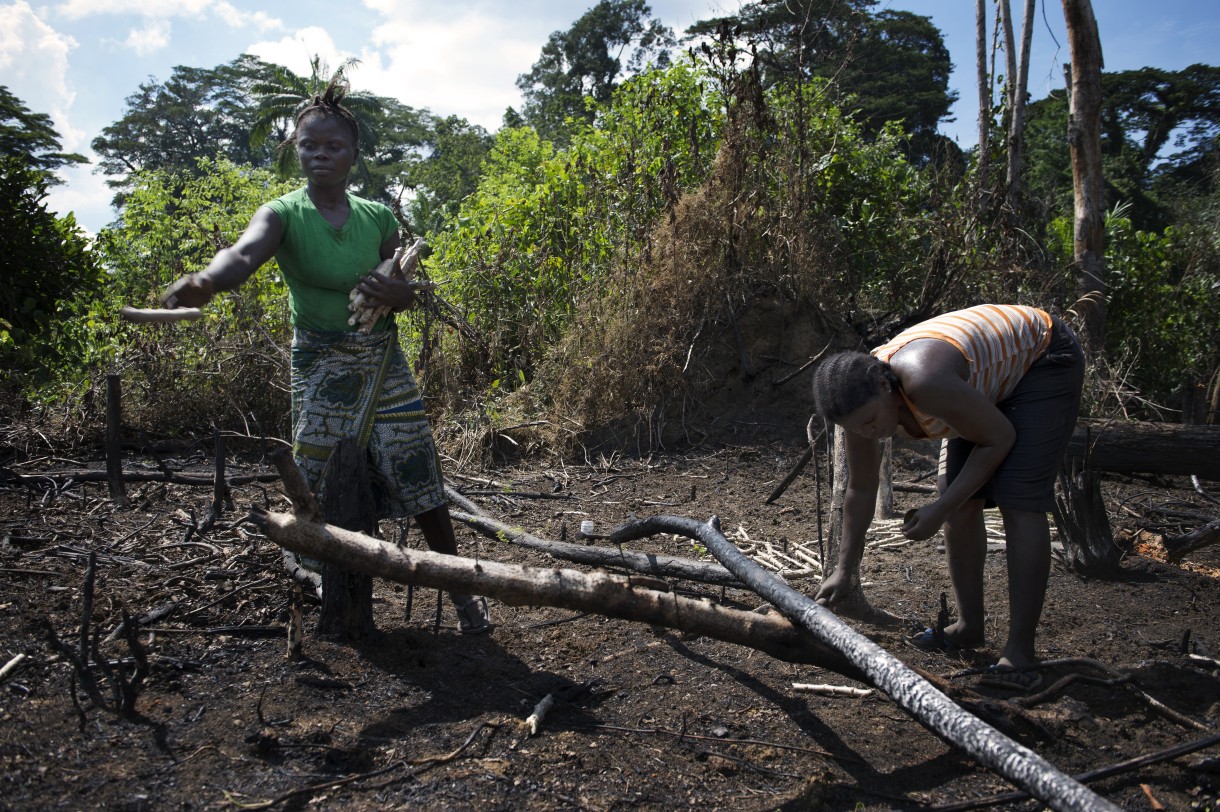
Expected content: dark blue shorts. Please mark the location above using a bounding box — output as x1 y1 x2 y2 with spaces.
938 317 1085 513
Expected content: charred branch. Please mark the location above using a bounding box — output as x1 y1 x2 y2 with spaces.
607 515 1120 812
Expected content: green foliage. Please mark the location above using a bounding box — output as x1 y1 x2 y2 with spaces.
402 115 494 234
91 56 284 206
418 50 982 443
0 86 88 184
85 158 298 431
831 11 957 149
1049 209 1220 417
421 61 719 407
0 154 104 398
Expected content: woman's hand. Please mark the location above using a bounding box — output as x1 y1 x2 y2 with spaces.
161 273 215 309
901 503 947 541
814 566 856 607
356 269 418 311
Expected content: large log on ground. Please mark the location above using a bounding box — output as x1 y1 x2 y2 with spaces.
248 507 865 678
1068 421 1220 478
609 515 1121 812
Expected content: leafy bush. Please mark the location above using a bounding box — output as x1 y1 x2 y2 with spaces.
1049 209 1220 418
415 55 997 446
86 158 298 435
419 62 721 406
0 155 105 407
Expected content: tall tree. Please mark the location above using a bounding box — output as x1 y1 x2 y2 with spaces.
402 114 494 234
687 2 956 164
1062 0 1105 350
358 97 434 207
837 10 957 161
1023 64 1220 229
516 0 675 144
1006 0 1037 207
975 0 991 192
91 56 282 204
687 0 876 85
0 86 87 185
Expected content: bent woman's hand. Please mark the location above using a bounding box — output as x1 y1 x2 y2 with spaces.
814 567 856 608
161 273 215 309
901 503 946 541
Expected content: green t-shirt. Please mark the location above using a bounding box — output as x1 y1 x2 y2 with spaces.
264 187 398 332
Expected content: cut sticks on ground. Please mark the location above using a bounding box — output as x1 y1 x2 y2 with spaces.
791 683 874 698
525 694 554 736
449 509 746 587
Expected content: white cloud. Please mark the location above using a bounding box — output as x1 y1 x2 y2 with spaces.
246 26 349 80
124 18 171 56
53 0 212 21
0 1 81 147
357 13 540 129
43 162 117 237
211 1 281 33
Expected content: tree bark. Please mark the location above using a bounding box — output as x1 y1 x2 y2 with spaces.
874 437 895 520
975 0 991 194
1062 0 1107 349
1006 0 1037 206
246 507 864 675
1067 421 1220 478
611 515 1120 812
1053 453 1120 573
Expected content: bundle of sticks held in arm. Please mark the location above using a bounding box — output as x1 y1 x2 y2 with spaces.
347 236 435 334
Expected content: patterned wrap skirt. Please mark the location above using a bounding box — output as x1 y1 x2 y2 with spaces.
290 326 446 520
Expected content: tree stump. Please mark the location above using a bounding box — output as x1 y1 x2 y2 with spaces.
827 427 899 624
314 437 378 640
1053 452 1121 574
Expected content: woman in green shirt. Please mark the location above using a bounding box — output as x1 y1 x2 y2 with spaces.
163 79 491 634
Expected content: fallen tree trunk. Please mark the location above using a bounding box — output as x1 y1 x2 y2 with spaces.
449 509 750 586
247 507 865 677
608 515 1121 812
1067 421 1220 478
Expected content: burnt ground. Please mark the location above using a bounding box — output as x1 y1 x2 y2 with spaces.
1 436 1218 811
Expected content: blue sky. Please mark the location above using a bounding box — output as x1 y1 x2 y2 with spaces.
2 0 1217 234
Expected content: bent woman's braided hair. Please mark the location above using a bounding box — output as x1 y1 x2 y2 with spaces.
812 351 900 423
283 77 361 154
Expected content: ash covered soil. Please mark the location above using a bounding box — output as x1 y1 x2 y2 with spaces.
1 438 1218 811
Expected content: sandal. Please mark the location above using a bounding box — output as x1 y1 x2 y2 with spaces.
451 594 494 635
979 664 1043 692
908 627 976 653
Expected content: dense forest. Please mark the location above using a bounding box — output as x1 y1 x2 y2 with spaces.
3 0 1218 450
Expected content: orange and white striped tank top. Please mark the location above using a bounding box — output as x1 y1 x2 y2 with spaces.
871 304 1053 439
